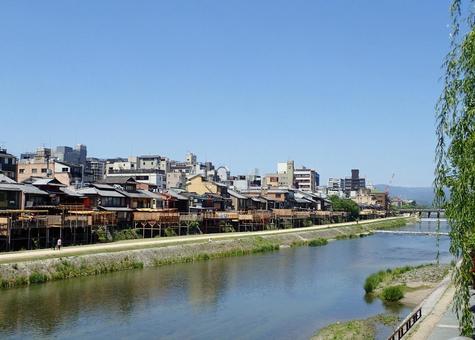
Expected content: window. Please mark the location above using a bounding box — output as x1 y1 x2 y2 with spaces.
19 169 25 174
41 168 47 173
62 167 69 172
32 168 37 174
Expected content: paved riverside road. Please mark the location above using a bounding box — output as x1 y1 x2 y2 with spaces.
0 217 401 264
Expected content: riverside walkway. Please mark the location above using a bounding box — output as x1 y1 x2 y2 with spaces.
406 283 474 339
0 217 403 264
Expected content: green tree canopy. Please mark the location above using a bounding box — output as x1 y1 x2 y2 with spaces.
329 196 360 220
435 0 475 335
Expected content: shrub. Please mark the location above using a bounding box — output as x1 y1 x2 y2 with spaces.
303 218 314 227
96 227 112 243
223 225 235 233
282 220 293 229
252 237 279 253
381 286 404 302
112 229 139 241
164 227 177 237
29 272 48 284
264 223 276 230
290 240 308 247
308 238 328 247
364 271 386 294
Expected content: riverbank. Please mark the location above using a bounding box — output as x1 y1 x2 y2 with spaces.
312 314 400 340
314 262 452 339
0 216 414 289
364 263 451 305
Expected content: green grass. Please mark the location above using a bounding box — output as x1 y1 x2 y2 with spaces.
308 238 328 247
29 272 48 284
51 257 144 280
290 240 308 247
0 257 145 288
1 275 29 288
290 238 328 247
313 313 400 340
364 265 418 294
381 285 405 302
365 218 409 230
152 237 279 267
363 263 439 302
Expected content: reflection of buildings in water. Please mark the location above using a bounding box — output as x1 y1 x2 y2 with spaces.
187 260 229 309
0 268 180 337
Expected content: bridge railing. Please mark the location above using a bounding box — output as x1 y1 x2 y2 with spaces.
387 307 422 340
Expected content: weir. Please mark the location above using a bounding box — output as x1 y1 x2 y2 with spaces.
372 230 449 236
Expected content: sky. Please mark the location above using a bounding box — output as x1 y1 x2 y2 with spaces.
0 1 454 186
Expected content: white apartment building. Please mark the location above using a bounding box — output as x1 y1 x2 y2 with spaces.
294 167 317 192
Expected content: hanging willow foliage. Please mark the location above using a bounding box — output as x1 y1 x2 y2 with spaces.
435 0 475 335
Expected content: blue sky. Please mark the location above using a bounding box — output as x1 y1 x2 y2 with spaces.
0 1 453 186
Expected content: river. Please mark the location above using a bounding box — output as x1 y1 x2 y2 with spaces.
0 220 451 339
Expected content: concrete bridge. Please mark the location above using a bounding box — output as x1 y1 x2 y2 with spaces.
373 230 449 236
397 208 445 219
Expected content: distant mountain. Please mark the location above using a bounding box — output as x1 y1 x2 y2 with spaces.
374 185 435 206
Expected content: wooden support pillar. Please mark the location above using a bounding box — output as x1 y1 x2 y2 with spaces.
28 226 31 250
7 218 11 252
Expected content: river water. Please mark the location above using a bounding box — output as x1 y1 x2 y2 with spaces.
0 220 451 339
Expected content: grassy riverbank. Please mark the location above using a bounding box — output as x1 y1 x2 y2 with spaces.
0 217 414 289
363 263 451 303
312 314 400 340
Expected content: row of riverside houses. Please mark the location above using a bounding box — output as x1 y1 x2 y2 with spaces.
1 145 391 212
0 144 392 251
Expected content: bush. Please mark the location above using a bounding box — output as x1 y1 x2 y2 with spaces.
364 271 386 293
303 218 314 227
308 238 328 247
282 220 293 229
381 286 404 302
29 272 48 284
112 229 139 241
96 227 112 243
290 240 308 247
164 227 177 237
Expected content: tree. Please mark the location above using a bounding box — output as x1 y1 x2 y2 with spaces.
435 0 475 335
329 196 360 220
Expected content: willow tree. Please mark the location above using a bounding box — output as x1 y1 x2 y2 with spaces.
435 0 475 335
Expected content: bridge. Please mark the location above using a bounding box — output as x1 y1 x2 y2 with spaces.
396 208 445 218
373 230 449 236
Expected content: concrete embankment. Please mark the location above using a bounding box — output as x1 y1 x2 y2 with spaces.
0 217 413 289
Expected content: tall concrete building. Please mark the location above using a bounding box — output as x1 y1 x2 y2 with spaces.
276 160 294 187
186 152 197 166
85 158 106 183
344 169 366 194
328 177 344 190
294 167 319 192
54 144 87 166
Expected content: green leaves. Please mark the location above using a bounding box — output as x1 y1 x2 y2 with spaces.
435 0 475 335
329 195 360 220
